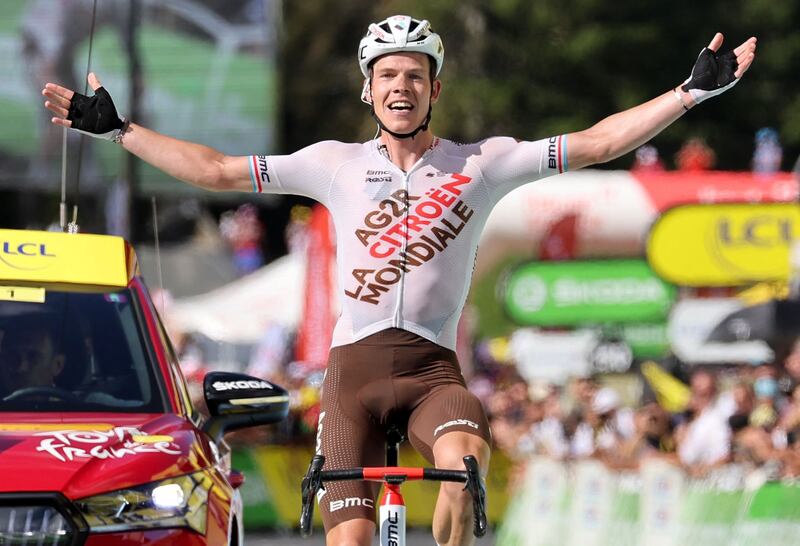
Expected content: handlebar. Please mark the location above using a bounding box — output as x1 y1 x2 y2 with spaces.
299 454 487 538
463 455 488 537
300 455 325 537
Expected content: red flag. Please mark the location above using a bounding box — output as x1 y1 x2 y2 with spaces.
295 205 335 369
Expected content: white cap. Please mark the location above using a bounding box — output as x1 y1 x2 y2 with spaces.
592 387 620 414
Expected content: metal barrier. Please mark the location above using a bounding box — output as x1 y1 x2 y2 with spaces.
497 457 800 546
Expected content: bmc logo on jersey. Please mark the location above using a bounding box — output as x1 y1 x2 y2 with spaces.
364 170 392 183
330 497 374 512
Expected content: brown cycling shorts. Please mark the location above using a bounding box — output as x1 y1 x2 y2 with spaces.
315 328 491 531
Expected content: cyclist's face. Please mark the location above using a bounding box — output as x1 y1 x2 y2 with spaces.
370 53 441 134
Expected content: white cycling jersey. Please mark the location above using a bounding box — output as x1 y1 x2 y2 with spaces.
249 135 568 350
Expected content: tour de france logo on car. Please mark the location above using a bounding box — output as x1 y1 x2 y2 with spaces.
0 240 55 271
34 426 181 463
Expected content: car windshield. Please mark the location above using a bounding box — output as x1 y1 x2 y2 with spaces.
0 289 167 413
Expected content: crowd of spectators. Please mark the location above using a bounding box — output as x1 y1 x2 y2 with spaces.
173 313 800 489
171 201 800 484
482 338 800 483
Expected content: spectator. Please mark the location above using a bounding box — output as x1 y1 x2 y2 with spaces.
571 387 635 462
617 403 677 468
729 412 780 475
631 144 665 172
565 376 598 424
675 137 716 171
750 365 784 429
729 381 756 424
780 338 800 396
779 383 800 432
524 387 570 460
487 381 530 459
781 429 800 478
676 370 731 476
219 203 266 276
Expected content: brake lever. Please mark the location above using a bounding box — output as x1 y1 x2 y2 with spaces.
300 454 326 537
462 455 487 537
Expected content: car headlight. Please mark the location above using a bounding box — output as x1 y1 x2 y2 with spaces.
75 470 213 534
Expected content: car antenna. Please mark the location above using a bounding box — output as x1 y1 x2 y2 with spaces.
60 0 99 234
152 196 166 314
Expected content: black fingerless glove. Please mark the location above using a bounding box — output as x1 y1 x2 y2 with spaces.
681 47 739 103
67 87 127 142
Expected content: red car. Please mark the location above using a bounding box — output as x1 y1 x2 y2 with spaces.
0 228 288 545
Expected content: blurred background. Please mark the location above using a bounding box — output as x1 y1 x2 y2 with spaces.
3 0 800 543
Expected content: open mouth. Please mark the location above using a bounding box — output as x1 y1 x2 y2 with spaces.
387 100 414 112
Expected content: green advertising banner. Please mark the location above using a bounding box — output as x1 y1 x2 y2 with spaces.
620 322 671 359
503 259 676 327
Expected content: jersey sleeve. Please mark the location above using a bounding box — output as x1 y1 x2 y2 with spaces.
473 135 568 204
247 141 341 205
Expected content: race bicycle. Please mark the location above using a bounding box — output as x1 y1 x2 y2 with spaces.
300 426 487 545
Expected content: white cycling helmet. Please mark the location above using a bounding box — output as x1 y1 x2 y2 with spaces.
358 15 444 78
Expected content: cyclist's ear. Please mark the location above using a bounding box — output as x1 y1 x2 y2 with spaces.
431 79 442 104
361 78 373 104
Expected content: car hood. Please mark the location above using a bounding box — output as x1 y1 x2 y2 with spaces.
0 413 214 499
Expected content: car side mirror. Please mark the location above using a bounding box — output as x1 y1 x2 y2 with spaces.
201 372 289 443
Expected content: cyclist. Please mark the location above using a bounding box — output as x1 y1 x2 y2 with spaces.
42 15 756 546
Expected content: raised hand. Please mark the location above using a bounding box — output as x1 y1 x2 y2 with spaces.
42 72 126 141
681 33 757 104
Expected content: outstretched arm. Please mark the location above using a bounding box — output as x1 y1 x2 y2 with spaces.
566 33 757 171
43 73 252 192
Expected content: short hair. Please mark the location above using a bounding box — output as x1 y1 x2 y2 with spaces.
368 53 437 84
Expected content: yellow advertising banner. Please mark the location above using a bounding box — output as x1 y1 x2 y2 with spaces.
0 229 133 289
647 203 800 287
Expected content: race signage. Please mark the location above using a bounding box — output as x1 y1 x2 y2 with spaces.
590 339 634 373
503 259 675 326
508 329 596 384
647 203 800 286
0 229 133 288
668 298 773 365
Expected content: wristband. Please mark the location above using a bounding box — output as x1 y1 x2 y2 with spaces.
673 88 689 112
112 118 129 144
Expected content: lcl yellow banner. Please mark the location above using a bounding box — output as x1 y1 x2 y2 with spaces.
647 203 800 286
0 229 132 288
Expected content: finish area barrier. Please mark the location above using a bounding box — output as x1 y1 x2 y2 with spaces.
498 457 800 546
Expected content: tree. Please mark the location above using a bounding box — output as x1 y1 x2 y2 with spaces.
279 0 800 171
